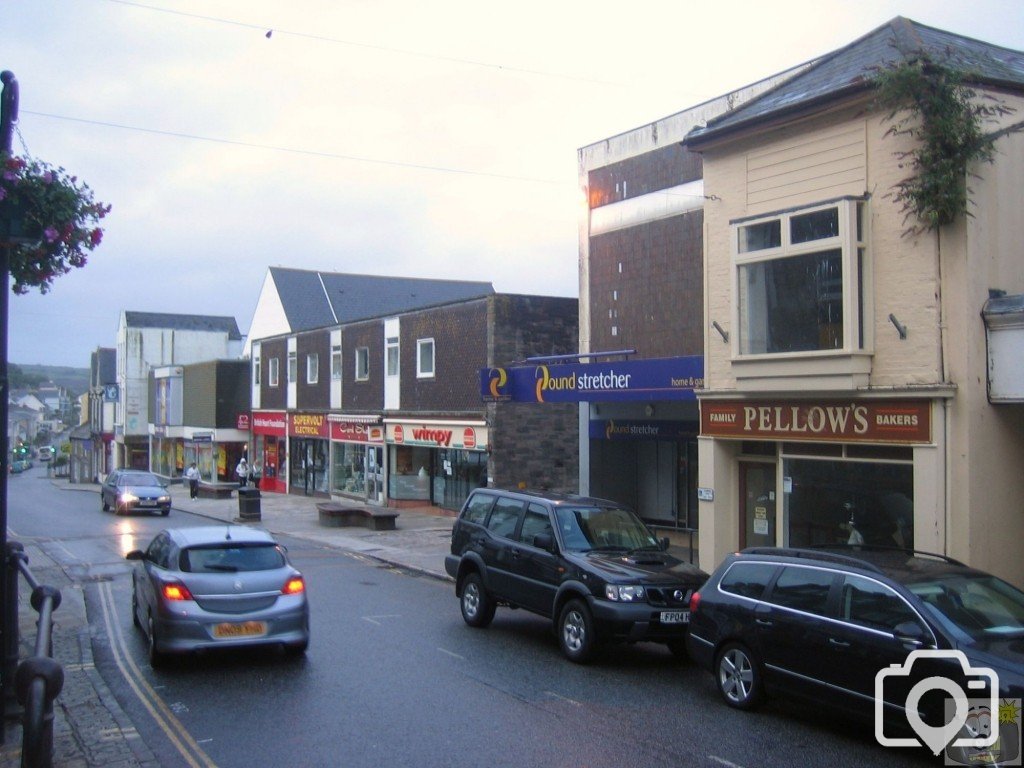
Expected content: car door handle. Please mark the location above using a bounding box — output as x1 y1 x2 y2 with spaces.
828 637 851 648
755 618 773 627
510 548 522 559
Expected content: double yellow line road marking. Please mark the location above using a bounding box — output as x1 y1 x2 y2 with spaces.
96 581 218 768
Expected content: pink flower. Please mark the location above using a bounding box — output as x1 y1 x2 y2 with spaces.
89 228 103 246
43 227 59 243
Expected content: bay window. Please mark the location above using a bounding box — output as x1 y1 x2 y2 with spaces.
735 198 868 357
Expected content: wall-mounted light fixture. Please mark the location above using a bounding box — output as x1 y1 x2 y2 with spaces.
644 404 655 418
711 320 729 343
888 313 908 340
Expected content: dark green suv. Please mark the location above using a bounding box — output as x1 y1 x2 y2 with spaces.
444 488 708 663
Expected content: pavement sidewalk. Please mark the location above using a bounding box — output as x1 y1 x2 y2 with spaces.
2 479 455 767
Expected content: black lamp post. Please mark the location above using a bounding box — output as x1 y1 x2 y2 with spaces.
0 69 20 734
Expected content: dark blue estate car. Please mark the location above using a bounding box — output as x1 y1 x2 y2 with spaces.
687 546 1024 734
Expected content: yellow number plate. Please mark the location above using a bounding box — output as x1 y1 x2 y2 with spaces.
213 621 267 639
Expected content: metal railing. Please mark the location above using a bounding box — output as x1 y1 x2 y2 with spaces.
3 542 63 768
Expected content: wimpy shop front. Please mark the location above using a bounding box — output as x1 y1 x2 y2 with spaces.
384 420 488 511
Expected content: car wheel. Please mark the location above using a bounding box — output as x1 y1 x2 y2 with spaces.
666 639 689 662
460 572 495 628
715 642 764 710
101 495 109 512
558 598 597 663
147 615 166 669
161 508 170 517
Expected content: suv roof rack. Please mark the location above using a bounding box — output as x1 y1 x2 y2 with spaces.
740 546 885 575
809 543 967 567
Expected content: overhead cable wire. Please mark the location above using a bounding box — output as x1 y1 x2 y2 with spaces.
22 109 567 185
103 0 622 86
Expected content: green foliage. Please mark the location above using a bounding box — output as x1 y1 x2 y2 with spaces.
872 52 1016 235
0 152 111 294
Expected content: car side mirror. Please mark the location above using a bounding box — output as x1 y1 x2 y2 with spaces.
660 537 671 552
533 533 556 552
125 550 145 561
894 621 928 649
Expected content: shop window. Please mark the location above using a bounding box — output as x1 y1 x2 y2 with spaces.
307 353 319 384
783 456 913 549
331 346 342 380
417 338 435 378
268 358 279 387
355 347 369 381
734 198 868 356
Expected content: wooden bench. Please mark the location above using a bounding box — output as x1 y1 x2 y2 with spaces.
197 483 236 500
316 502 399 531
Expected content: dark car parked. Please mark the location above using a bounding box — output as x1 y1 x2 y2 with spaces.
101 469 172 516
687 546 1024 734
444 488 708 663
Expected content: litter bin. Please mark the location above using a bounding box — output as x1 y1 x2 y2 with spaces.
237 486 262 521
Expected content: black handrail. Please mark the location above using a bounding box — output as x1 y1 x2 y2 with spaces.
5 542 63 768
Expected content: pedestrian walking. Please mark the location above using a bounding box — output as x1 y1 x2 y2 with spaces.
236 457 249 488
184 462 200 499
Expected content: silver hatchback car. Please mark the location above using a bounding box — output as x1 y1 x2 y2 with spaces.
126 526 310 666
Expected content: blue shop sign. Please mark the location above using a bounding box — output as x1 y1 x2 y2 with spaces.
480 356 703 403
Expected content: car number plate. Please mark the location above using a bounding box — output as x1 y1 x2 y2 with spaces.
660 611 690 624
213 621 267 639
139 500 156 507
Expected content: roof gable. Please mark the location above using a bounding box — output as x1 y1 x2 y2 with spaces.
686 17 1024 147
267 267 494 332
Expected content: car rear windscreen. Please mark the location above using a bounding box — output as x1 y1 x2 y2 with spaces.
181 544 286 573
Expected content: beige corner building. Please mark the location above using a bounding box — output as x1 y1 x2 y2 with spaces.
685 19 1024 588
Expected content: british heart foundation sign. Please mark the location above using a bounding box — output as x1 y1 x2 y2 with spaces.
701 399 931 444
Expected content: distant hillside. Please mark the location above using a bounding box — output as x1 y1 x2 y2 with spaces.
12 364 90 397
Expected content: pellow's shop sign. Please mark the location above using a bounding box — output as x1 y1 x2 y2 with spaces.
701 400 931 444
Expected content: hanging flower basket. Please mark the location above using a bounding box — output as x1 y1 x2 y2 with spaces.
0 152 110 294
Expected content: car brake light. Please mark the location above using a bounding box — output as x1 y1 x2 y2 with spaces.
162 582 193 601
689 590 701 614
283 576 305 595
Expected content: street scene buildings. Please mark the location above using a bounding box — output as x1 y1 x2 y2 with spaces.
52 18 1024 591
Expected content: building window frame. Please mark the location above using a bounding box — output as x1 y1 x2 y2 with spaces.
331 346 342 380
253 356 261 386
386 336 399 377
268 358 279 387
287 351 297 384
307 352 319 384
417 338 435 379
355 347 369 381
733 197 870 359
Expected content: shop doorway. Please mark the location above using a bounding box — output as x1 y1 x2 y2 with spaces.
739 461 776 549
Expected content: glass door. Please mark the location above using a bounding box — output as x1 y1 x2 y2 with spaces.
740 461 776 549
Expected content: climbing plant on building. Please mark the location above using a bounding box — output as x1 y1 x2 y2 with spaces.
872 51 1019 236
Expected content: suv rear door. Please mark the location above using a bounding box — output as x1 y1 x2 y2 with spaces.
507 501 560 615
478 495 526 600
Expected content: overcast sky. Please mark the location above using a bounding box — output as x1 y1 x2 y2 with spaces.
6 0 1024 368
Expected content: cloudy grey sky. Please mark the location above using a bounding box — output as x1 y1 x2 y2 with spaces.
6 0 1024 367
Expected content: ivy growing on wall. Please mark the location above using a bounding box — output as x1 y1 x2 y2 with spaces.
872 51 1018 236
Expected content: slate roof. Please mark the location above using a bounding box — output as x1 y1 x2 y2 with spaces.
686 17 1024 148
122 311 242 340
269 267 495 332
